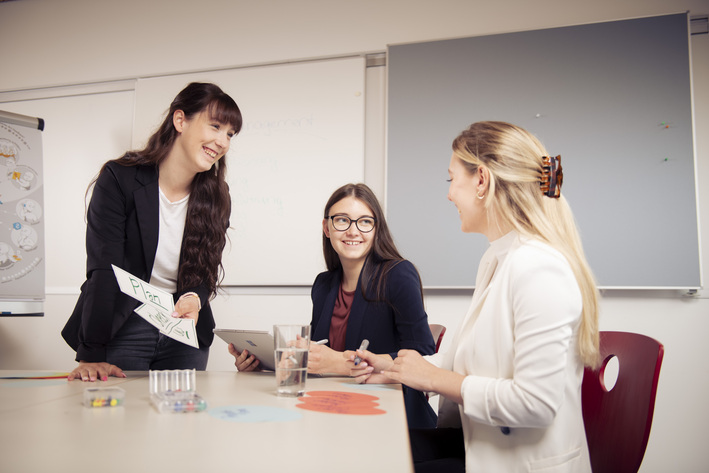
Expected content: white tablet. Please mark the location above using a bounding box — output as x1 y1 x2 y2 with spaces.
213 328 276 371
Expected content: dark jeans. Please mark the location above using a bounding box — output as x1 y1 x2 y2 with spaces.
409 427 466 473
106 313 209 370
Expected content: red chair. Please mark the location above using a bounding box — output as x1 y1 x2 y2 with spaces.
582 331 664 473
429 324 446 353
424 324 447 401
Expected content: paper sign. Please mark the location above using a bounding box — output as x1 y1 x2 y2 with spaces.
296 391 386 415
112 264 174 313
209 405 303 423
111 265 198 348
134 303 198 348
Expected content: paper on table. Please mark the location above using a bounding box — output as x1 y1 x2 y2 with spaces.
111 264 198 348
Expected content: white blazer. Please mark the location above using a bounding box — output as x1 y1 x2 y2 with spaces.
431 231 592 472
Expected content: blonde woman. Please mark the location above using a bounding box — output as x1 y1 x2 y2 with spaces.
353 121 599 472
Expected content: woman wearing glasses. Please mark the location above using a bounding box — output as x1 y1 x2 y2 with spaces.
232 183 437 428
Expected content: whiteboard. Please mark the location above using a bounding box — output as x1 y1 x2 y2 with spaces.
387 13 699 289
133 57 366 285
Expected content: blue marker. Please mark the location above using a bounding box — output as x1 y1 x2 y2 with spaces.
353 339 369 366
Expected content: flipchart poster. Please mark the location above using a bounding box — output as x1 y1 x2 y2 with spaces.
0 121 44 300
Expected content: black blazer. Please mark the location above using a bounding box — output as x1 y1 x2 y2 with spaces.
312 259 435 357
311 259 437 428
62 162 215 363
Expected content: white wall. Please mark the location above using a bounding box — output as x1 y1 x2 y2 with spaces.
1 1 708 471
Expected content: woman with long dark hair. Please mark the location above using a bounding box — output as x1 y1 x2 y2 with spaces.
63 82 242 381
231 183 437 428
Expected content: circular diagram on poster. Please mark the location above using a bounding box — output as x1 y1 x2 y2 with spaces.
16 198 42 224
11 224 38 251
0 242 15 269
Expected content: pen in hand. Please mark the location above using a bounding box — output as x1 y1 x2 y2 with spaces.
315 339 328 345
353 339 369 365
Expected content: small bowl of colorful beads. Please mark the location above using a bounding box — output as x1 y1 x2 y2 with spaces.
83 387 125 408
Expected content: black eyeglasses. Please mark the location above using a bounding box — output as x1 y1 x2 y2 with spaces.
328 215 376 233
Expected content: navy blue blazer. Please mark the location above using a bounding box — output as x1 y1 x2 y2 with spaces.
311 259 437 428
62 161 216 363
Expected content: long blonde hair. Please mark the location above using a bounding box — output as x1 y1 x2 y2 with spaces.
453 121 600 368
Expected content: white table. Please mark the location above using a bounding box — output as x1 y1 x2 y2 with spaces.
0 370 414 473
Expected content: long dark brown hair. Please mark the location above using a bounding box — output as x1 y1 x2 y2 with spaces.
91 82 242 297
322 183 424 303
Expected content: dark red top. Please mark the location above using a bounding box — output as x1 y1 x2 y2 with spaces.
329 284 355 351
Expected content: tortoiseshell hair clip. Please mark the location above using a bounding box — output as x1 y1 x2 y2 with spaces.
540 155 563 198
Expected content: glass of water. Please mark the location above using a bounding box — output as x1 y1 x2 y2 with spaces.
273 324 311 397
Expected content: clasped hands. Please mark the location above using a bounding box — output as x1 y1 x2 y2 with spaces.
348 348 438 393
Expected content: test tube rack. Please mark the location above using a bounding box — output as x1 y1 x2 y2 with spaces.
149 369 207 414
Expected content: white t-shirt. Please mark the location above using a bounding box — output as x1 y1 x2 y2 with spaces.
149 187 189 294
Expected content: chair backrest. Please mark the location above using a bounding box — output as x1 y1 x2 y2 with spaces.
429 324 446 353
582 331 664 473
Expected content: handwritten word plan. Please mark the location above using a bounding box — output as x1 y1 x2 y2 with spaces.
112 264 198 348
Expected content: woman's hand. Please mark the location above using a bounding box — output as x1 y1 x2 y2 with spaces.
307 343 349 375
172 292 200 323
347 349 395 384
379 349 436 391
381 349 465 402
67 361 126 382
228 343 261 371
